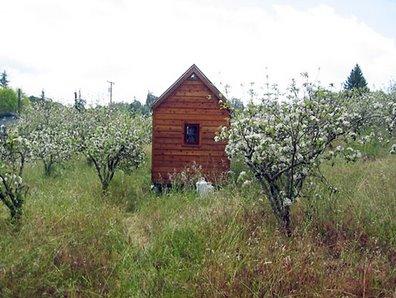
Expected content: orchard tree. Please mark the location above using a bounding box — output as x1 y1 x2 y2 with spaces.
0 130 29 220
77 108 146 191
26 102 75 175
383 87 396 137
344 64 368 92
111 102 131 114
218 79 364 235
343 89 396 153
0 125 32 176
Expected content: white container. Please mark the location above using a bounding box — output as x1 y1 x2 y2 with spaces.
196 178 214 197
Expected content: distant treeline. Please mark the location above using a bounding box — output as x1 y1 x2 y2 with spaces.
0 63 372 116
0 68 159 116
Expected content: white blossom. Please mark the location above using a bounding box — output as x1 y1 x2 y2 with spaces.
216 79 376 234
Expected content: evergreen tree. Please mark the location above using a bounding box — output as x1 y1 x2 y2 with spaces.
344 64 369 91
0 70 9 88
130 98 143 114
145 91 158 108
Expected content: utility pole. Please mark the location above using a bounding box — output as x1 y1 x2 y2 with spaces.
107 80 115 106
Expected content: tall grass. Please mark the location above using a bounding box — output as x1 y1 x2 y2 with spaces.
0 151 395 296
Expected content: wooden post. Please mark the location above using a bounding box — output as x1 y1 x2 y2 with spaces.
17 88 22 114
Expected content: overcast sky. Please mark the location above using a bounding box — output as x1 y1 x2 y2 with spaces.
1 0 396 105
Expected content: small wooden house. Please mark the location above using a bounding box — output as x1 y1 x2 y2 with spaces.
151 64 230 185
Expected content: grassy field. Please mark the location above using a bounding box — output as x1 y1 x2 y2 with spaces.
0 148 395 297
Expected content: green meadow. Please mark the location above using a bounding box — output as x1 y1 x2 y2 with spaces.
0 146 395 297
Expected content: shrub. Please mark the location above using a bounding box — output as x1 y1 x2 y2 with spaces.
0 88 18 113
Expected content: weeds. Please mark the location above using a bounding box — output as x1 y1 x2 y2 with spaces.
0 153 395 296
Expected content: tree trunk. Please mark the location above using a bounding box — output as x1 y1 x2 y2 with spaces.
282 205 292 237
19 154 25 177
101 180 109 193
267 190 292 237
44 162 52 176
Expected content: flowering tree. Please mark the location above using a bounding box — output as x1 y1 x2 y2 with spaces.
0 125 32 176
77 108 146 191
343 89 396 153
23 102 75 175
217 81 365 235
0 130 28 220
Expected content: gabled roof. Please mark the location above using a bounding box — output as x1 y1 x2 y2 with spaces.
152 64 226 110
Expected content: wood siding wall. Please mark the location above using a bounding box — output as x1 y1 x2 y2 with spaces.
152 78 230 184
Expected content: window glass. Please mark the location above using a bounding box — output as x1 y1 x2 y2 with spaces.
184 123 199 145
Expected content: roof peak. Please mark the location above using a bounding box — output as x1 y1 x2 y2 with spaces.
152 64 225 110
187 63 199 72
